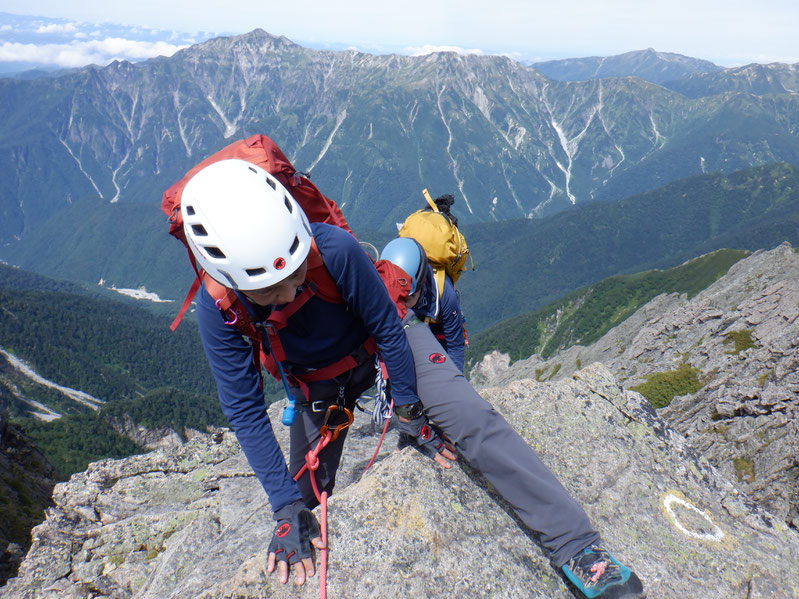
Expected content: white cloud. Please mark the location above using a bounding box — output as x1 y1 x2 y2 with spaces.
86 37 185 59
0 38 186 68
0 25 11 32
35 23 78 34
406 44 484 57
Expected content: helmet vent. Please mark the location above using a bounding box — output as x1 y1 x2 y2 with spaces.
191 224 208 236
266 178 277 190
284 194 294 213
205 246 226 259
219 270 237 288
185 205 196 216
246 267 266 276
289 236 300 255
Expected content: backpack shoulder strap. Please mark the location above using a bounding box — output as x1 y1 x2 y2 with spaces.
304 240 344 304
422 188 439 212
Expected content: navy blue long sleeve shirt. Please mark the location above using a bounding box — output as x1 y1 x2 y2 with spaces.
411 266 466 372
196 223 419 512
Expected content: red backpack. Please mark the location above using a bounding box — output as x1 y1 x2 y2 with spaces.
162 134 410 393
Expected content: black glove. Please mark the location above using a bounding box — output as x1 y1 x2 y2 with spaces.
395 412 447 459
267 500 321 565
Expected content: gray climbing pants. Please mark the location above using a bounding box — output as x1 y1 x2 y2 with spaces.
404 317 601 567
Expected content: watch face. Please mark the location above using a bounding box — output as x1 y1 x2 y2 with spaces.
396 401 424 420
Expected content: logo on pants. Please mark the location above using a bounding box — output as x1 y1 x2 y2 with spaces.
429 352 446 364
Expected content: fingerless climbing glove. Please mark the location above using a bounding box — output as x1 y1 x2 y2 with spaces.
395 406 447 459
267 500 321 565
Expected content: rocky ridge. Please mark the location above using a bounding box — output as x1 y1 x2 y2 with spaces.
2 363 799 598
473 243 799 528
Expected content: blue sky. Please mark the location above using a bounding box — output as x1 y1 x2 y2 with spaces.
2 0 798 71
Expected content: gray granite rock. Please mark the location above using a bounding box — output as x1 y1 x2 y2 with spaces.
476 243 799 528
3 365 798 598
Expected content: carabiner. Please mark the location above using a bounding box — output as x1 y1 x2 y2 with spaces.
214 298 239 326
319 405 354 442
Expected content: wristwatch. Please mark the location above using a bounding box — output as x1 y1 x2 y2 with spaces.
394 400 425 420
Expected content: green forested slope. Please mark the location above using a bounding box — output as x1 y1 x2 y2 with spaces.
0 264 230 478
466 248 749 367
457 163 799 332
6 163 799 339
0 286 214 402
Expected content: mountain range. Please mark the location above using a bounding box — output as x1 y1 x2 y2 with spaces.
1 30 799 250
4 28 799 593
531 48 723 84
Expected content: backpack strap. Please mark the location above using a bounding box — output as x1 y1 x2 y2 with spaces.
169 248 203 332
303 241 343 304
422 188 439 212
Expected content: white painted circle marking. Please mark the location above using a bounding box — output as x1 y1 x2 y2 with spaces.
662 493 725 542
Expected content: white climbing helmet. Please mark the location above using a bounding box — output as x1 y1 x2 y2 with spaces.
181 159 313 290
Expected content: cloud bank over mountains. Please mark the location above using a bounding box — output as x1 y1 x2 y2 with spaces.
0 12 219 73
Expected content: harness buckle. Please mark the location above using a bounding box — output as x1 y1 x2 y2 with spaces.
319 405 354 442
310 400 327 413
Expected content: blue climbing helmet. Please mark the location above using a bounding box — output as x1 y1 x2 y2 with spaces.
380 237 429 294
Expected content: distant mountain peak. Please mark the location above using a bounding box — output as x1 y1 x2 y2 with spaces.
240 28 299 47
182 28 301 57
532 49 722 84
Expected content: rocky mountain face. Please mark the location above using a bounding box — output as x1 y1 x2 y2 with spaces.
2 30 799 245
3 363 799 598
473 243 799 530
531 48 722 84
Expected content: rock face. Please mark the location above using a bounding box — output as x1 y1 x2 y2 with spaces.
3 364 799 598
477 243 799 528
0 407 56 586
107 415 200 452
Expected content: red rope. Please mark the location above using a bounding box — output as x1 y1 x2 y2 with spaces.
362 407 392 473
293 431 332 599
320 490 329 593
290 403 383 599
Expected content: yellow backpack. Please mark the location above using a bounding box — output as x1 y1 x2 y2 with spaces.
398 189 473 296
